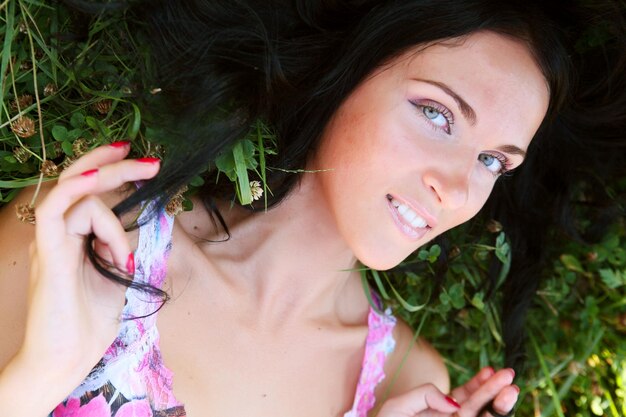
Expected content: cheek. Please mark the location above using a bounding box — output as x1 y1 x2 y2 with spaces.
318 106 404 178
312 116 414 269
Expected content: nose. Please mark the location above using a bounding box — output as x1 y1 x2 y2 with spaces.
422 163 471 210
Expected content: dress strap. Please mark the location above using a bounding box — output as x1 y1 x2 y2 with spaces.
344 297 397 417
121 200 175 323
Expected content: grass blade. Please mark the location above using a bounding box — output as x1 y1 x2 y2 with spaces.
530 332 566 417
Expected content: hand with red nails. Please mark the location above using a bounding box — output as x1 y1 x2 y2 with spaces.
446 367 519 417
0 143 160 415
377 367 518 417
376 384 462 417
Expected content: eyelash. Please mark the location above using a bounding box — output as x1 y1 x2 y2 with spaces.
483 152 514 177
410 99 455 135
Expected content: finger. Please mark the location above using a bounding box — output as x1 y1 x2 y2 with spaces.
58 141 131 181
36 155 160 240
65 195 132 273
451 366 496 402
76 157 161 196
36 169 102 252
36 158 159 253
93 240 115 269
485 385 519 417
456 369 516 416
379 384 461 416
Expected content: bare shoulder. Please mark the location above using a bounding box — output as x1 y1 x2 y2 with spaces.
0 181 139 370
0 181 54 369
380 318 450 397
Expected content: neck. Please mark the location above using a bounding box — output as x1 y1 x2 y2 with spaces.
178 173 367 325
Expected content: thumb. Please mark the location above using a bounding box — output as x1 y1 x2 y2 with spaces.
378 383 461 416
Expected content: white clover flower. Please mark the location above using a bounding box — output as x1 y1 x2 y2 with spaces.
250 181 263 201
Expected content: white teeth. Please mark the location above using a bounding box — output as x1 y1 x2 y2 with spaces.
410 216 427 228
403 208 416 221
390 198 428 229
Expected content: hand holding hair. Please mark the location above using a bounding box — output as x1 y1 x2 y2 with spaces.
0 143 160 416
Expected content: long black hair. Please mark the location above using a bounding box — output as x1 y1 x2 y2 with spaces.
73 0 626 370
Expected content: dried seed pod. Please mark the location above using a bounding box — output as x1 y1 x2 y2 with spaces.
10 116 36 138
10 94 33 111
15 203 36 225
13 146 31 163
72 138 89 157
165 185 189 217
165 194 185 217
43 83 58 97
93 99 112 115
448 245 461 259
486 219 503 233
41 160 59 177
51 142 64 158
61 154 79 169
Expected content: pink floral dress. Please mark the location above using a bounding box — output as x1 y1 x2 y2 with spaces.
49 201 396 417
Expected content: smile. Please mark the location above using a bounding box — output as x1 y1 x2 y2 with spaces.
386 194 433 241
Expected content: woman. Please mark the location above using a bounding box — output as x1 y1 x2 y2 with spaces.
0 1 624 416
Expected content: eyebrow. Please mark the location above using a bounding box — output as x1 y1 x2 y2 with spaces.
412 78 477 126
497 144 527 159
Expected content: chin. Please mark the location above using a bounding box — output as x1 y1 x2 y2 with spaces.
354 246 409 271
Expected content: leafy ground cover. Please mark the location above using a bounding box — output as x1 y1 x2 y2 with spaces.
1 2 624 416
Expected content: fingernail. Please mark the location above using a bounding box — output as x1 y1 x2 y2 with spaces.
126 253 135 275
485 366 495 376
445 396 461 408
80 168 99 177
109 141 130 148
507 368 516 379
136 157 160 164
513 385 520 394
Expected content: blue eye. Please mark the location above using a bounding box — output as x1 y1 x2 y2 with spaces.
410 100 454 135
423 106 446 124
478 153 510 176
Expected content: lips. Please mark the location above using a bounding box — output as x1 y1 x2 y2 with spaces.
386 194 435 241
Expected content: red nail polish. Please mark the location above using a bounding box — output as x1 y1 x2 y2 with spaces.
109 141 130 148
80 168 98 177
136 157 160 164
126 253 135 275
445 396 461 408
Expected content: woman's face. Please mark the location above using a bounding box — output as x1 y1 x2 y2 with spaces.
310 31 550 270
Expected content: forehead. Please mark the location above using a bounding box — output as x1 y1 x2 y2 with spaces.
390 31 550 144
